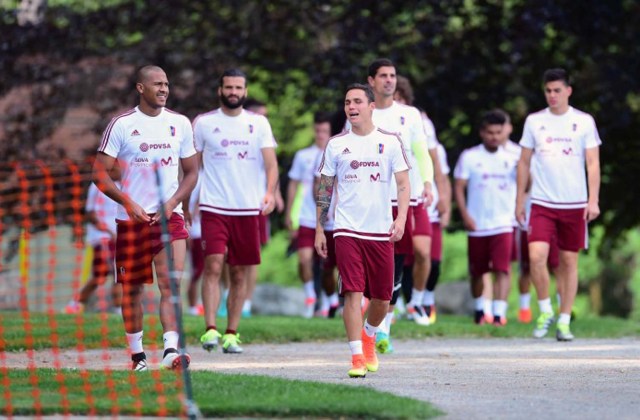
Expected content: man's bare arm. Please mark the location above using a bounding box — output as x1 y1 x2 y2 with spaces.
316 174 335 228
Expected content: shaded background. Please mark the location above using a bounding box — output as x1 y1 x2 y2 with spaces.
1 0 639 317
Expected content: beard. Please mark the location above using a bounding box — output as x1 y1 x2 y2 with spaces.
220 93 246 109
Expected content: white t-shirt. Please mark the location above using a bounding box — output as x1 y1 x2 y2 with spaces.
85 182 120 246
319 127 410 241
193 109 277 216
313 151 337 231
347 102 433 206
288 144 323 229
520 107 601 209
98 107 196 220
454 144 520 237
188 172 203 239
427 142 450 222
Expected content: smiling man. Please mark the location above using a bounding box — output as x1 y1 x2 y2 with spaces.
516 68 602 341
315 83 410 378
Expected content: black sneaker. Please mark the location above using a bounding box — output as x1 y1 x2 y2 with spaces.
131 352 148 371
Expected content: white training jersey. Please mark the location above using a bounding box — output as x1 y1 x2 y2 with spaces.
454 144 520 237
319 127 410 241
503 139 524 228
85 182 120 246
313 150 337 231
520 107 601 209
288 144 323 229
346 102 431 206
188 171 203 239
427 142 450 222
98 106 196 220
194 109 277 216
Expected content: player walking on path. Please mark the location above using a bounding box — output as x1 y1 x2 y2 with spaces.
315 83 410 377
194 68 278 354
94 65 199 371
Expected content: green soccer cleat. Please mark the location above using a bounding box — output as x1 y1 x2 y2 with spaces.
200 328 222 352
556 323 575 342
375 331 394 354
533 312 555 338
222 333 244 354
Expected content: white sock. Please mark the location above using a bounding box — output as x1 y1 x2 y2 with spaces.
242 300 252 312
188 306 199 315
474 297 485 311
303 281 316 300
483 299 493 316
558 313 571 325
422 291 435 306
383 312 394 334
162 331 179 351
363 320 378 337
329 293 339 307
556 293 562 309
538 298 553 314
493 300 508 318
348 340 363 355
320 291 330 312
126 331 144 354
410 289 425 307
519 293 531 310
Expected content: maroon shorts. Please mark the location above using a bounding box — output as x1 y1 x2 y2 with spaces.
258 214 270 246
190 237 205 283
297 226 316 249
115 213 189 284
392 206 414 255
323 230 337 270
528 204 586 252
517 229 560 272
335 236 394 301
92 240 115 279
201 211 261 266
430 222 443 262
412 205 433 237
467 232 513 278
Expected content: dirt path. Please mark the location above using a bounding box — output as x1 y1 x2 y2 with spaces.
3 338 640 419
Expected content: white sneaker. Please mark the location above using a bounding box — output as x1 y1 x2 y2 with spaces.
407 304 431 326
131 352 148 371
160 348 190 370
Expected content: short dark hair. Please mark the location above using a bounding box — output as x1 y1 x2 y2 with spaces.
244 98 265 110
395 75 414 105
491 108 511 124
368 58 395 78
219 68 247 87
346 83 375 103
480 110 507 129
313 111 332 125
543 68 571 86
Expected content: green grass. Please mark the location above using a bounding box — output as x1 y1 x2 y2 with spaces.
2 311 639 352
2 369 440 418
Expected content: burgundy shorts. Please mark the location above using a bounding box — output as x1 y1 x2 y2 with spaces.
323 230 337 270
259 214 270 246
297 226 316 249
517 229 560 272
201 211 261 266
115 213 189 284
412 205 433 237
528 204 586 252
430 222 443 262
392 206 414 255
335 236 394 301
92 240 115 279
467 232 513 278
190 237 205 283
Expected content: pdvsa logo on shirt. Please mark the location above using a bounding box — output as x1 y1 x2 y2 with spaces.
350 160 380 169
140 142 172 151
221 139 250 147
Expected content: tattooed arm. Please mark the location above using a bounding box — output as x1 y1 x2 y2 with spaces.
315 174 335 258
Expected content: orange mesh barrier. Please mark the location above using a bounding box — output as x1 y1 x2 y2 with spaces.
0 159 195 417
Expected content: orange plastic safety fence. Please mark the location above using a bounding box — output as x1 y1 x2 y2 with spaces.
0 159 190 418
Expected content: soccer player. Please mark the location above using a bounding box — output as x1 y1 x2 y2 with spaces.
65 164 122 314
194 68 278 354
454 110 520 325
93 65 198 371
285 111 333 318
316 83 410 378
516 68 601 341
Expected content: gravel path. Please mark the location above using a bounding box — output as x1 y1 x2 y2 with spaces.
3 337 640 419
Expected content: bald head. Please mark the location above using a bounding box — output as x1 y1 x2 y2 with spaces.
137 65 166 83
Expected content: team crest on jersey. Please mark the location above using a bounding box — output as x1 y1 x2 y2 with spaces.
378 144 384 154
400 116 405 125
342 148 351 155
170 126 176 136
131 129 141 136
249 124 254 134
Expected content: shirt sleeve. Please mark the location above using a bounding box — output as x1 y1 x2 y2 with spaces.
453 150 470 180
422 114 439 150
437 143 450 175
319 143 337 177
584 114 602 148
259 117 278 149
288 150 305 181
179 116 197 159
98 118 124 158
193 115 205 153
519 116 535 150
392 138 411 173
85 183 99 212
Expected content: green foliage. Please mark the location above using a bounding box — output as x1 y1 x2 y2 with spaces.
257 230 299 287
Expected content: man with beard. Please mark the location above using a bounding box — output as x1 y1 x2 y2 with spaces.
194 68 279 354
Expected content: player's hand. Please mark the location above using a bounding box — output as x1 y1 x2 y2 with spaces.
439 210 451 228
183 208 192 227
150 198 177 225
315 229 328 258
389 218 406 242
584 201 600 222
261 192 276 216
462 215 476 231
515 201 527 228
421 183 434 208
125 200 151 223
275 192 285 213
436 199 449 217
